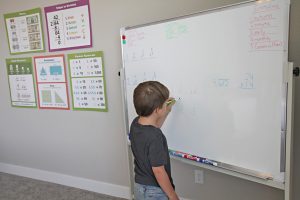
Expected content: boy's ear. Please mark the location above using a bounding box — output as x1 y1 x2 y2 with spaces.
153 107 161 113
155 106 164 114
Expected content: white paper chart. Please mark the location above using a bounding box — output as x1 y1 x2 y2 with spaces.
4 8 45 54
44 0 92 51
68 51 107 111
6 58 37 107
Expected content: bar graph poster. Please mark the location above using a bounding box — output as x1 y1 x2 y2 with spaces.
68 51 107 111
34 55 70 110
44 0 92 52
4 8 45 55
6 58 37 108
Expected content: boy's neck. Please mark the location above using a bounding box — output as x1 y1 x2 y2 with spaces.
138 115 160 128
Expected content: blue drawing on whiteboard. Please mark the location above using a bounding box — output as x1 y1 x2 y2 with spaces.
214 78 229 88
50 65 62 75
133 75 138 86
142 72 147 81
126 48 156 63
132 52 137 61
149 48 154 57
126 72 157 86
240 73 254 89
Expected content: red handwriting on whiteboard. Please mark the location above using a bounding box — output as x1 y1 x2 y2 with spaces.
249 2 284 51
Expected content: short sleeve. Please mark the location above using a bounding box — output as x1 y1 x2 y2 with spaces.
148 134 168 167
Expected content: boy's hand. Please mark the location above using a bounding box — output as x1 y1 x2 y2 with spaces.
166 97 175 110
156 97 175 128
166 97 175 106
165 97 175 114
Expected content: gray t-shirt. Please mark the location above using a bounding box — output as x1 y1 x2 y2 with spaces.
130 117 174 188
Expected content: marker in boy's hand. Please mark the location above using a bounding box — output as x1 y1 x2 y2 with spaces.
166 98 176 106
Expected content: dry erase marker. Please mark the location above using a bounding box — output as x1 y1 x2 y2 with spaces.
169 150 185 158
166 99 176 106
203 159 218 166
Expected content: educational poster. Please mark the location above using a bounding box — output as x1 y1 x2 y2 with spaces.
44 0 92 52
34 55 70 110
4 8 45 55
6 58 37 108
67 51 107 111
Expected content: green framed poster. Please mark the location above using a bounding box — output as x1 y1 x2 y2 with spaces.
4 8 45 55
6 58 37 108
68 51 108 111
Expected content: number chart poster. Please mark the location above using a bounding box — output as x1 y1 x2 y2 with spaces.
44 0 92 52
6 58 37 108
34 55 70 110
4 8 45 55
68 51 107 111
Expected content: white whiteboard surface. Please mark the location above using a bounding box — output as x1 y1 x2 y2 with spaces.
121 0 289 182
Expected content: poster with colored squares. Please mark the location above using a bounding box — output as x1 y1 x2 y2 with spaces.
34 55 70 110
6 58 37 108
4 8 45 55
44 0 92 52
68 51 108 111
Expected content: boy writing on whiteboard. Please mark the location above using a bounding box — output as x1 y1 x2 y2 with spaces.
130 81 179 200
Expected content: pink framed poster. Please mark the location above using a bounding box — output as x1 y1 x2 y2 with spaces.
34 55 70 110
44 0 92 51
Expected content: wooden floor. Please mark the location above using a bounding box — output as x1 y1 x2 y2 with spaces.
0 172 127 200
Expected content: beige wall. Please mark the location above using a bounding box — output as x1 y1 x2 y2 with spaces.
0 0 298 200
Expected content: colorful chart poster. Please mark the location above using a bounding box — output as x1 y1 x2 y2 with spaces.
68 51 107 111
4 8 45 55
44 0 92 52
34 55 70 110
6 58 37 108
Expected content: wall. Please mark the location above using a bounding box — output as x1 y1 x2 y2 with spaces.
0 0 298 200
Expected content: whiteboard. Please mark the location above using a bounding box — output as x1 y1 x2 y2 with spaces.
121 0 289 182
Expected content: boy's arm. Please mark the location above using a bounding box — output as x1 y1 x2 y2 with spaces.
156 98 174 128
152 166 179 200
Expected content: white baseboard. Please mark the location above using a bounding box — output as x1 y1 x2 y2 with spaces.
0 162 131 199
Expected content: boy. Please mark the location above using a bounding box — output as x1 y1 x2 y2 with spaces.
130 81 179 200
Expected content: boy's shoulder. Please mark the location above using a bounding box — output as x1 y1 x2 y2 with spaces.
136 123 162 137
130 118 163 138
135 127 163 145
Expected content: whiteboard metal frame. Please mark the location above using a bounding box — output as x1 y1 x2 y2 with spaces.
123 0 256 31
281 83 288 172
120 38 134 200
120 0 293 199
